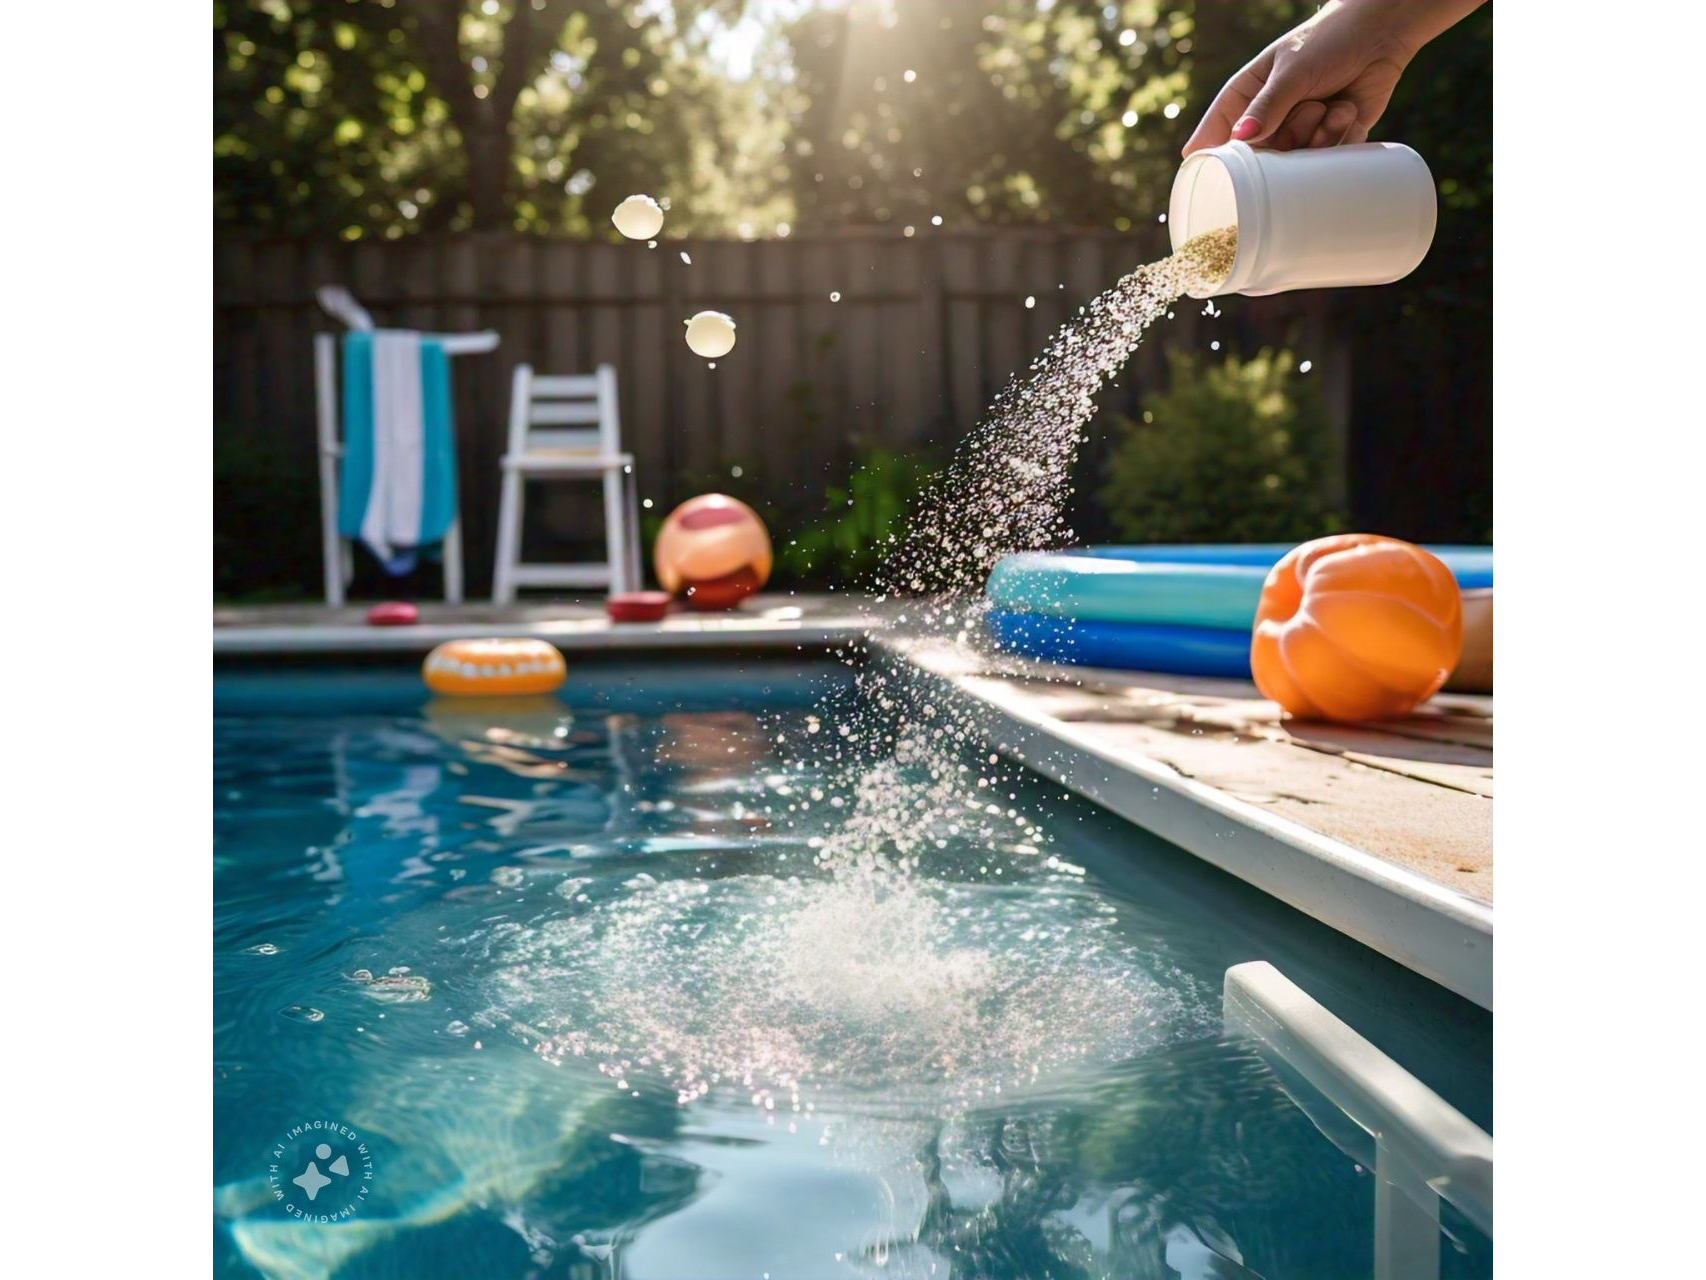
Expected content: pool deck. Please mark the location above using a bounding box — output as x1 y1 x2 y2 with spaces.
213 596 1493 1009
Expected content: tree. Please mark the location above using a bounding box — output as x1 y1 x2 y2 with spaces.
214 0 779 237
780 0 1198 230
399 0 576 231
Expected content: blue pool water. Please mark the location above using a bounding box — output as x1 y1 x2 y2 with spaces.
214 659 1490 1279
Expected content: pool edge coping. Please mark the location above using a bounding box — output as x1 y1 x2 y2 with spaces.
212 614 879 656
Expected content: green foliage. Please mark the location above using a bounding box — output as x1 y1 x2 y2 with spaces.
781 1 1198 231
215 2 1491 246
215 0 785 237
777 448 935 587
1099 349 1344 544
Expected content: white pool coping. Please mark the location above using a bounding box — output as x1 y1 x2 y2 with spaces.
885 640 1493 1011
212 611 878 656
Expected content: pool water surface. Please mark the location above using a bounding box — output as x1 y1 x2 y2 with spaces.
214 661 1490 1279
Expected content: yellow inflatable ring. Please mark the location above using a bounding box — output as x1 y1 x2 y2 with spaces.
422 638 566 696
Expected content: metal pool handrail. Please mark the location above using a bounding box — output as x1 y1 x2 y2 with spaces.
1224 961 1493 1274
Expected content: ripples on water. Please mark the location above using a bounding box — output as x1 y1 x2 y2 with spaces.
214 678 1489 1279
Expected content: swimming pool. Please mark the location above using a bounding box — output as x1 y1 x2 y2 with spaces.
214 658 1490 1279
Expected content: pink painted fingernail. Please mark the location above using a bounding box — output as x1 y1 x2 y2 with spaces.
1231 116 1259 141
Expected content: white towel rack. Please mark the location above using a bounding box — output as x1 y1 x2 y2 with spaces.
313 288 499 606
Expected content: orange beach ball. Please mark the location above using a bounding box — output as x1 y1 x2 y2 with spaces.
1251 534 1462 722
653 494 772 610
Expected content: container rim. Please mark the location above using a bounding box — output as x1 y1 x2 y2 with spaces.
1169 140 1264 298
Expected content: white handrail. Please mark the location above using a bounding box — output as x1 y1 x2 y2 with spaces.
315 285 499 355
431 330 501 354
315 285 372 332
1223 961 1492 1277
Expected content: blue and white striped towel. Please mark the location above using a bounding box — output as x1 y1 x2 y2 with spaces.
336 330 458 575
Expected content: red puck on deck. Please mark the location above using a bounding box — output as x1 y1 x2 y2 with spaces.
606 591 672 623
366 601 419 626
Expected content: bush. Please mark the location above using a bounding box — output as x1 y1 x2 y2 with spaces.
1099 348 1345 544
776 447 936 588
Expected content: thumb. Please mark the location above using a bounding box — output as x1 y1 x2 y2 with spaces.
1234 59 1310 144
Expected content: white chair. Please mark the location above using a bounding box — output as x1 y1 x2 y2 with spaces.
491 363 641 602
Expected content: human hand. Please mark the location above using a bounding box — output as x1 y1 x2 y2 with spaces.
1182 0 1484 157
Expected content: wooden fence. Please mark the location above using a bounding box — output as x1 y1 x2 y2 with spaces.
215 229 1343 597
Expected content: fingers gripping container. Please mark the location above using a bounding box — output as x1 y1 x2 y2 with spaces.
1169 140 1437 298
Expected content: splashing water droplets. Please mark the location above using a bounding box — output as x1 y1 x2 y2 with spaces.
487 228 1235 1115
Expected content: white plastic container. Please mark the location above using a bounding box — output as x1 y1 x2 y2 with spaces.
1168 140 1437 298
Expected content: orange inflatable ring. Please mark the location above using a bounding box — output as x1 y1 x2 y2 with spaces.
653 494 772 611
1251 534 1462 722
422 638 566 696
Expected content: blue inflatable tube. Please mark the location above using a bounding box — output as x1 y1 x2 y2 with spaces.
988 544 1493 630
988 553 1268 629
985 609 1253 678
